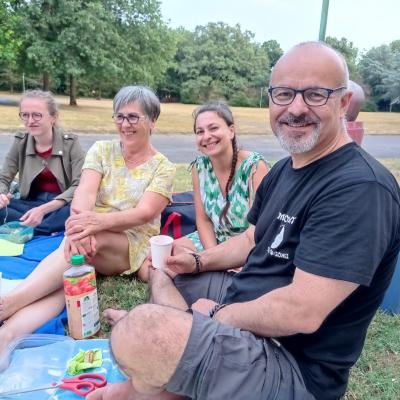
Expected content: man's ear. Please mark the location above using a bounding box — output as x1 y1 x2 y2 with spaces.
340 91 353 119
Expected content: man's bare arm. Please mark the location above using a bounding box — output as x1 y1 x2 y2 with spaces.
166 225 255 275
214 268 359 337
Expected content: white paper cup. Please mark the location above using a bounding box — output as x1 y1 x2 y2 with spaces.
149 235 173 269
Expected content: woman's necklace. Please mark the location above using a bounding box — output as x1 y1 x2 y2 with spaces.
121 144 153 167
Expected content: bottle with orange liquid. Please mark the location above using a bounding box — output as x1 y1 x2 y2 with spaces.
63 255 100 339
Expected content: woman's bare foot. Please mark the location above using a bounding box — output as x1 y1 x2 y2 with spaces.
0 326 16 369
0 293 21 322
103 308 128 326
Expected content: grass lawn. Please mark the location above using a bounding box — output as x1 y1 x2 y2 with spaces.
1 92 400 134
97 161 400 400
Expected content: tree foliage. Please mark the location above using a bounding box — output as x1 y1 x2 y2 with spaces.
359 44 399 110
0 1 398 111
0 0 24 91
326 36 360 81
261 39 283 69
0 0 174 104
162 22 270 106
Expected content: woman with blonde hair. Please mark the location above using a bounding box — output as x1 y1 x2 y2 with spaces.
0 90 85 235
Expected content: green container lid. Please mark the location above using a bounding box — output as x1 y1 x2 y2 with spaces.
71 254 85 266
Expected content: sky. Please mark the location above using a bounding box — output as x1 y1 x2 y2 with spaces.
159 0 399 54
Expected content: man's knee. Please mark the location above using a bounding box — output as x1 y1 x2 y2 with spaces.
111 304 170 353
111 304 192 390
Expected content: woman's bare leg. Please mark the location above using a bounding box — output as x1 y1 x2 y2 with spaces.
0 289 65 355
89 232 131 275
0 241 68 321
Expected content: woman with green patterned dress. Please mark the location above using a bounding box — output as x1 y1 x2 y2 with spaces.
176 101 269 251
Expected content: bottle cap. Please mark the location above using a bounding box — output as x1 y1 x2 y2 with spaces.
71 254 85 266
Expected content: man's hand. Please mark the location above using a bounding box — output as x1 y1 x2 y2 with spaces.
191 298 218 316
165 251 198 275
19 206 45 227
0 193 12 209
66 208 104 240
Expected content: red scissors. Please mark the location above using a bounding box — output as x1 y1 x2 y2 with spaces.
0 372 107 397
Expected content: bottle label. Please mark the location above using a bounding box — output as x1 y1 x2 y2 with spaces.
64 272 100 339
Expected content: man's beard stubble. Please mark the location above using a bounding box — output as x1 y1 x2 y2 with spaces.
274 114 321 155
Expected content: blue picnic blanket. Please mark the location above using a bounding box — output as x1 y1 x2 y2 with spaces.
0 337 127 399
0 233 67 335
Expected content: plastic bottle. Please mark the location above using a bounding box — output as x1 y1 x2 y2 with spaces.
63 255 100 339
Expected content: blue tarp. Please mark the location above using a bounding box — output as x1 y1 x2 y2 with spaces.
0 233 67 334
0 337 127 399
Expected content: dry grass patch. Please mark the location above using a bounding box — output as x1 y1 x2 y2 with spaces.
1 92 400 134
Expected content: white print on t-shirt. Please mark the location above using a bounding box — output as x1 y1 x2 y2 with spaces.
267 246 289 259
267 224 290 259
277 212 297 224
271 225 285 249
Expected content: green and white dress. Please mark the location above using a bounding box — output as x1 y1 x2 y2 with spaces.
187 152 266 251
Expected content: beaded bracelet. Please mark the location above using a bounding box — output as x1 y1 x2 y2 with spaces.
190 252 202 274
208 303 228 319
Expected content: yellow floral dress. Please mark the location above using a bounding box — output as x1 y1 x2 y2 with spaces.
83 140 175 273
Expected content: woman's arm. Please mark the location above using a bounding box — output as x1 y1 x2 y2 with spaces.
66 191 169 239
0 137 20 198
249 160 269 207
192 167 218 249
63 168 102 259
19 198 67 226
70 168 102 213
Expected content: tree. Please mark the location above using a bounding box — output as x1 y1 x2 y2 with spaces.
261 39 283 69
359 44 395 110
7 0 174 104
55 1 124 105
379 52 400 111
326 36 360 81
0 1 24 91
105 0 176 90
165 22 270 105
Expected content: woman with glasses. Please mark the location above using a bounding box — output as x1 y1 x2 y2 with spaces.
0 90 85 235
102 101 269 326
0 85 175 348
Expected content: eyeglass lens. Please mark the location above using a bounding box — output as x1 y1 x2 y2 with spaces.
114 114 141 124
271 88 330 106
19 112 43 122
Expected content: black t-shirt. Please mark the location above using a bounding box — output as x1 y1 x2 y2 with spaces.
224 143 400 400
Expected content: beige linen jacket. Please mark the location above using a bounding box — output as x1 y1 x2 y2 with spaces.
0 127 85 203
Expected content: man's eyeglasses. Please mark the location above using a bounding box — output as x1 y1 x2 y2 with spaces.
113 113 146 125
19 112 43 122
268 86 347 107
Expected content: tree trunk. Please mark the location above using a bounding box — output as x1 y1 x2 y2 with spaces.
69 74 77 106
43 72 50 91
96 88 101 100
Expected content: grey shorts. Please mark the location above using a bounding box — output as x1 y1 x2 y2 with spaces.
174 271 234 306
166 311 314 400
170 272 314 400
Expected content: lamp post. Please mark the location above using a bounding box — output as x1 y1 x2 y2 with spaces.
319 0 330 41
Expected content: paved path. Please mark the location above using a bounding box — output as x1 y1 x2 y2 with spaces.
0 133 399 164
